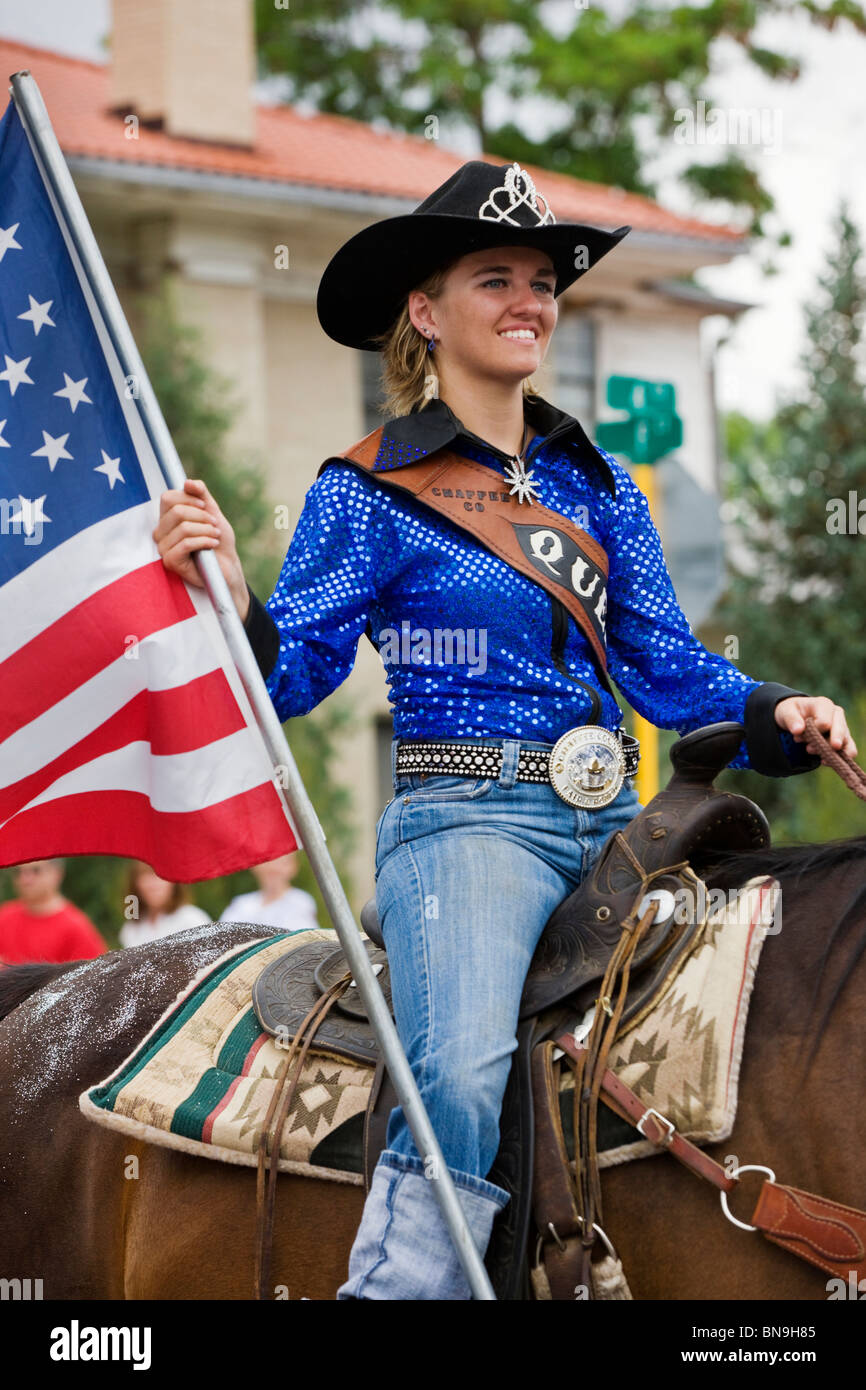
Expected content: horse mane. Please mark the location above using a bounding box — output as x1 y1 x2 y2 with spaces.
704 829 866 885
0 961 82 1024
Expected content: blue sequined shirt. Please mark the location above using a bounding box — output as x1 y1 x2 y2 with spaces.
261 396 806 773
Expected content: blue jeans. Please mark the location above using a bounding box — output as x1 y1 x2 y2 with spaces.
337 736 643 1299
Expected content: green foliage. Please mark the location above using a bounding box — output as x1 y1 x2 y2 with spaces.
712 201 866 835
681 152 776 239
254 0 866 242
134 283 280 597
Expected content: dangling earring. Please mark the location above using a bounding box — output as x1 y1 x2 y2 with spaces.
423 332 439 400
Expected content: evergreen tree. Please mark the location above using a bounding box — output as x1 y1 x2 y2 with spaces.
713 202 866 838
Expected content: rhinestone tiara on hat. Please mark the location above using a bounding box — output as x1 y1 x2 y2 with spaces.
477 162 557 227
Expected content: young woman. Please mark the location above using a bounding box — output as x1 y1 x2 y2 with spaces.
153 161 856 1300
119 862 210 949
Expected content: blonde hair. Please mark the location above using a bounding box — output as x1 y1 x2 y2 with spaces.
370 259 542 419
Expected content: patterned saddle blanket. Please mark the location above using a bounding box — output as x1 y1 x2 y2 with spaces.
79 931 371 1187
79 875 778 1182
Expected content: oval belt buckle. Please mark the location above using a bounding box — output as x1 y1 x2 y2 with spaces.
548 725 625 810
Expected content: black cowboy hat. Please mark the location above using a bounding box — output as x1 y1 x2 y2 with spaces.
316 160 631 352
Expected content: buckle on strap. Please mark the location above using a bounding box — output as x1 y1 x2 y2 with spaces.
636 1106 676 1148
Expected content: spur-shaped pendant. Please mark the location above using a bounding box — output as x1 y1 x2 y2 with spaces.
503 456 541 505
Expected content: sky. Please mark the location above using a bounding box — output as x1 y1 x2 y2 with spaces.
0 0 864 420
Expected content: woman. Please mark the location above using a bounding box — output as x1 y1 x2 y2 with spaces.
153 161 856 1299
119 861 210 949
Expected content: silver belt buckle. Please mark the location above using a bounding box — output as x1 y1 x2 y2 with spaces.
548 726 625 810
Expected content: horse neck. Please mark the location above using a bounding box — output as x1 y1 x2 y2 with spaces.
733 850 866 1190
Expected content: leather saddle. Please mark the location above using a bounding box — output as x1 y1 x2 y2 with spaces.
520 720 770 1018
251 721 771 1295
355 721 769 1020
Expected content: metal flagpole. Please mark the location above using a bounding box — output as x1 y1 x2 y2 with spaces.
9 70 496 1301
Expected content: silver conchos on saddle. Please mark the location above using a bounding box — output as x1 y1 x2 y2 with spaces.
548 725 626 809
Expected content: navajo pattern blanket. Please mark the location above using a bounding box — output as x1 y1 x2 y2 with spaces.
80 876 778 1181
565 874 780 1166
79 930 370 1186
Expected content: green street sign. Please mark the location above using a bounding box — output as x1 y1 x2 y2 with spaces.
596 374 683 464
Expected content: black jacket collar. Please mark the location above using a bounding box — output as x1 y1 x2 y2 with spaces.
374 393 617 497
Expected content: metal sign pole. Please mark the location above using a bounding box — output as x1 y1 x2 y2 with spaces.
9 70 495 1301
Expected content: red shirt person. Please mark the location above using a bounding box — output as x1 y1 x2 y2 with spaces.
0 860 107 965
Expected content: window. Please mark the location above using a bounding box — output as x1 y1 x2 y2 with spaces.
375 713 395 813
360 350 386 432
553 313 596 428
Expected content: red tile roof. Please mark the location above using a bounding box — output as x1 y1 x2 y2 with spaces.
1 38 745 244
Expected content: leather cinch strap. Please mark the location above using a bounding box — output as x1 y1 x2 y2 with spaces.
554 1032 866 1288
751 1182 866 1282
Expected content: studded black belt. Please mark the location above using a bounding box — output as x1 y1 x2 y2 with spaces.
395 728 640 810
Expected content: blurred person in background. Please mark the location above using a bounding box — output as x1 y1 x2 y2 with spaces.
221 852 319 932
119 861 210 948
0 859 107 964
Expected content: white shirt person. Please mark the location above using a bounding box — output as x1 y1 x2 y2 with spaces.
220 853 320 933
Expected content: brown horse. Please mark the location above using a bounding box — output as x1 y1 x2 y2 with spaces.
0 831 864 1302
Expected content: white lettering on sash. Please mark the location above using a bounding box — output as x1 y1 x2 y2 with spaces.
570 555 601 600
528 528 564 575
594 586 607 636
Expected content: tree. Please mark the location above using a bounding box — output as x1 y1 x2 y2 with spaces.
712 202 866 837
254 0 866 243
133 283 278 598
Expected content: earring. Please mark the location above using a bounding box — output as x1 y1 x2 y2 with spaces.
422 330 438 399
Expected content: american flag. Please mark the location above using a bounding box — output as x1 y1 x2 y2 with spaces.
0 99 298 879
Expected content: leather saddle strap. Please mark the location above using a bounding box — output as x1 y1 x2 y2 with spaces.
530 1040 587 1300
579 899 661 1232
556 1033 736 1193
556 1037 866 1285
325 430 614 692
254 973 350 1299
751 1182 866 1282
363 1060 397 1194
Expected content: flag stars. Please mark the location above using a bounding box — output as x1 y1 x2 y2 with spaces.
94 449 124 489
32 429 73 472
0 355 34 395
18 295 55 335
13 495 50 537
0 420 9 448
0 223 22 262
54 373 92 412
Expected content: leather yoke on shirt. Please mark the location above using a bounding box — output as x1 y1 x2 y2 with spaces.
319 425 613 689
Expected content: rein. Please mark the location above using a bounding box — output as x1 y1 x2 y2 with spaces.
571 851 689 1293
805 714 866 800
253 971 352 1300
